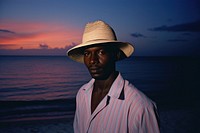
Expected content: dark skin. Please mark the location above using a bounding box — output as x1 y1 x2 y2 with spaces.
84 45 119 114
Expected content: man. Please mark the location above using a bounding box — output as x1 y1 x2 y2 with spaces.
67 20 160 133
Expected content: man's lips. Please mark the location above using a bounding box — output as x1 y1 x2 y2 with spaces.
89 66 102 73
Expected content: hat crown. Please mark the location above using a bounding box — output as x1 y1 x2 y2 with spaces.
82 21 117 44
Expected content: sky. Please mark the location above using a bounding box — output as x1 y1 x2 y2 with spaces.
0 0 200 56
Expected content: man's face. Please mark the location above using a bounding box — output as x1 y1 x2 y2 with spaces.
83 45 116 80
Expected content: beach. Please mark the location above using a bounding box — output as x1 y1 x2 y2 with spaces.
0 119 74 133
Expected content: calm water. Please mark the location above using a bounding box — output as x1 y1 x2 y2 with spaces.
0 56 89 101
0 56 199 124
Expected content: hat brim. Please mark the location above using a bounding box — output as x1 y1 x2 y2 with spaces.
67 40 134 63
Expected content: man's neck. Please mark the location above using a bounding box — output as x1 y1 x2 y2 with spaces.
94 71 118 93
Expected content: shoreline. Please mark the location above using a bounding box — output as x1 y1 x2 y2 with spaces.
0 118 74 133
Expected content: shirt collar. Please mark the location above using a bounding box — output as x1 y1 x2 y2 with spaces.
107 73 125 100
83 73 125 100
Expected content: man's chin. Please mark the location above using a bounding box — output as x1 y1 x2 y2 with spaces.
91 73 101 79
90 73 108 80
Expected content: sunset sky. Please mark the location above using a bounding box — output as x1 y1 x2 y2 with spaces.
0 0 199 56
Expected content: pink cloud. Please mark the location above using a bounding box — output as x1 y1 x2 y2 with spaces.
0 20 82 49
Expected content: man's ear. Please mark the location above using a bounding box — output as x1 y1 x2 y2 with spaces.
116 51 121 61
115 50 126 61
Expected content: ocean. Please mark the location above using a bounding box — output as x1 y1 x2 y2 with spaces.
0 56 199 132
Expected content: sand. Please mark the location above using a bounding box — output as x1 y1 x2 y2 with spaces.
0 119 74 133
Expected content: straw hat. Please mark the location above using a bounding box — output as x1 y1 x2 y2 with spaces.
67 20 134 63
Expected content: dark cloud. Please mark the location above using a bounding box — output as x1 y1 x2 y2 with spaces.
65 42 77 50
0 29 15 34
0 44 16 48
167 39 188 42
0 48 67 56
131 33 146 38
149 20 200 32
0 31 40 43
182 33 192 36
39 43 49 49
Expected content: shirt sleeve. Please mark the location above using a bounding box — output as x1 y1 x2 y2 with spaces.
129 102 160 133
73 89 82 133
73 110 79 133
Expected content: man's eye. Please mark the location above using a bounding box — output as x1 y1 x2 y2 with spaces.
98 50 105 55
84 52 90 57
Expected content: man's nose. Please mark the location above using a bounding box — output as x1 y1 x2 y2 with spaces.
90 53 98 64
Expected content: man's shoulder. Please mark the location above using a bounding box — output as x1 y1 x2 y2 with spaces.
76 79 94 95
124 80 155 107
